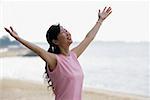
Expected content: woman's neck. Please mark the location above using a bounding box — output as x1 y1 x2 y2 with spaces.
59 47 70 56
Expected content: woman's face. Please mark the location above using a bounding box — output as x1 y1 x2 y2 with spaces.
56 26 72 47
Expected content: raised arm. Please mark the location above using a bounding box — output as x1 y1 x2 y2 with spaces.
4 27 56 69
71 7 112 58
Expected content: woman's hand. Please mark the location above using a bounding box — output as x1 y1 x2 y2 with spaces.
4 26 19 40
98 6 112 22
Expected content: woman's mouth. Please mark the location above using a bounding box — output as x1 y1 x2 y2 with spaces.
67 37 72 44
67 37 71 40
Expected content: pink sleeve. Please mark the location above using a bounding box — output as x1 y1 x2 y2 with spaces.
71 51 77 58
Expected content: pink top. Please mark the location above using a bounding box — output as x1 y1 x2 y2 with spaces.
47 51 84 100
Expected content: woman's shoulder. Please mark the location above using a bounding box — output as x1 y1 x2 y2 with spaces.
70 50 77 58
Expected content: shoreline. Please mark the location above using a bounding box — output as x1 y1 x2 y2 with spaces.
0 47 37 57
0 78 149 100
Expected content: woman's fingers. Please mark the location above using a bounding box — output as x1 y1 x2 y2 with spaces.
98 9 101 18
106 11 112 18
4 27 11 33
102 7 107 13
99 6 112 20
10 26 14 32
104 7 112 18
4 26 14 33
106 7 111 13
102 6 112 14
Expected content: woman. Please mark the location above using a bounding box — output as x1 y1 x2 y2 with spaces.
4 7 112 100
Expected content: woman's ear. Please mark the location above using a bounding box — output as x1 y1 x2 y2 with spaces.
52 39 59 45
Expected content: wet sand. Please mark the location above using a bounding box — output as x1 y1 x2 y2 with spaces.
0 79 149 100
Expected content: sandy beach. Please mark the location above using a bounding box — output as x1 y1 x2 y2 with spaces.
0 79 149 100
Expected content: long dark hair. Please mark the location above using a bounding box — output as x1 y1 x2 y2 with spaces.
44 24 61 92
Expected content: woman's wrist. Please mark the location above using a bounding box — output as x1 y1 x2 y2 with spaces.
96 18 103 24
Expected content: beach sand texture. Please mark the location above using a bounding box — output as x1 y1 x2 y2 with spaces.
0 79 149 100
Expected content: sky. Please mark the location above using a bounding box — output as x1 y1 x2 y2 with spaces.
0 0 149 42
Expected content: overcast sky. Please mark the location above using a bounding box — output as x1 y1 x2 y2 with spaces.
0 0 149 42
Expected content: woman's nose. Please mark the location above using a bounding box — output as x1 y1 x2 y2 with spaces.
66 32 71 36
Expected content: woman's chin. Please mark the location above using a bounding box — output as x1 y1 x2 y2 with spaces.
69 41 73 45
68 40 73 45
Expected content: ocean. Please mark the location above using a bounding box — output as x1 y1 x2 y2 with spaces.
1 41 149 97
